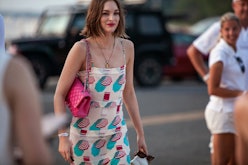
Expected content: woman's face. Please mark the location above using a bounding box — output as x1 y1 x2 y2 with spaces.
100 0 120 35
221 20 241 47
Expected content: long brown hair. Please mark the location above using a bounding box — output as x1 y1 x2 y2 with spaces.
81 0 128 38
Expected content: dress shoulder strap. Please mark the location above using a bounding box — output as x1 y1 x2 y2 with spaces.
78 39 91 89
120 38 126 65
83 39 92 70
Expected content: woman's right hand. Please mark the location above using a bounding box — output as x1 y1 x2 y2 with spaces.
58 137 74 163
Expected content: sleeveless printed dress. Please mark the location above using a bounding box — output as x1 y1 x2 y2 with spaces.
69 40 131 165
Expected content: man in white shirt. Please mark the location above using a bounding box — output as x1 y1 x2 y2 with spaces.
187 0 248 89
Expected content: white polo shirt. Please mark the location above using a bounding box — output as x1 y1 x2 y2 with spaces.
206 39 245 112
193 21 248 89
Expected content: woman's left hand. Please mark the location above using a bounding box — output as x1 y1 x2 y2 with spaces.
137 135 148 155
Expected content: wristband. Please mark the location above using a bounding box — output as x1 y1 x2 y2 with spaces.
58 132 69 137
202 73 209 82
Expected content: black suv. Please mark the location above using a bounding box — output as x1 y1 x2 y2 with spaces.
8 4 173 88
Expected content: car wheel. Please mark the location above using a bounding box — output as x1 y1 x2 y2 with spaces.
28 56 49 89
135 57 162 87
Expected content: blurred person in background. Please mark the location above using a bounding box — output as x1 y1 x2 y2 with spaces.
187 0 248 88
234 93 248 165
0 15 52 165
204 12 246 165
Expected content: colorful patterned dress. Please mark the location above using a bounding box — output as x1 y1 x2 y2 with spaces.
70 41 131 165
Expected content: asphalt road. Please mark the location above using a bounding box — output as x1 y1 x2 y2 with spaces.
42 78 211 165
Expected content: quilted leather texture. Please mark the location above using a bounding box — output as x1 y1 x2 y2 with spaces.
65 77 91 118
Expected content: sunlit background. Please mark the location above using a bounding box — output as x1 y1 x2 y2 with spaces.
0 0 231 41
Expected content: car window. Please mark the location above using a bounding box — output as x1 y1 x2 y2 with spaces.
138 15 162 35
126 14 134 32
172 33 196 45
71 14 85 30
189 16 220 36
38 14 70 37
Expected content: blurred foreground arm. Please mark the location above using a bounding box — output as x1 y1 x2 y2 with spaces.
234 94 248 165
4 57 53 165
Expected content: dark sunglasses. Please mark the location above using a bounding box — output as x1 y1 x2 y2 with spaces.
235 56 245 73
135 150 155 162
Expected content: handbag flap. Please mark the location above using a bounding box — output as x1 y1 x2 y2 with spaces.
65 77 90 108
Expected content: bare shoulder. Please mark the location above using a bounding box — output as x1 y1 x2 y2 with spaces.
73 39 87 51
66 39 89 63
120 38 134 49
120 38 134 60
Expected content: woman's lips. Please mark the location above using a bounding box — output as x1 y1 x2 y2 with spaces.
107 23 115 27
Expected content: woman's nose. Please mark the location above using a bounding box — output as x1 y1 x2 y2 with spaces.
108 14 114 20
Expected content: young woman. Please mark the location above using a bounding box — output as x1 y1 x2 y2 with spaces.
205 12 246 165
53 0 148 164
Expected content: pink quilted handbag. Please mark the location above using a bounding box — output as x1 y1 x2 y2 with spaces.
65 77 91 118
65 39 91 118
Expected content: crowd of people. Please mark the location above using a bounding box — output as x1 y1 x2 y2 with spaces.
1 0 248 164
